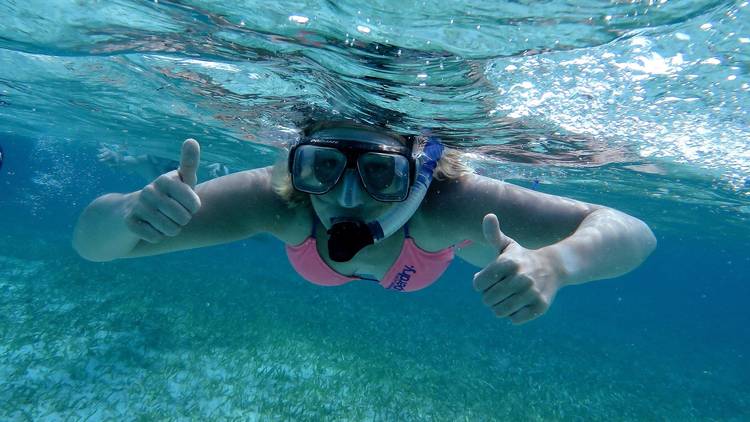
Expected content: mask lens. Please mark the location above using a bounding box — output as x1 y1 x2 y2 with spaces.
357 152 410 201
292 145 346 193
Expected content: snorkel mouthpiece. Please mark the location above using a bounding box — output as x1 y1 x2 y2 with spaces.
326 134 444 262
327 220 378 262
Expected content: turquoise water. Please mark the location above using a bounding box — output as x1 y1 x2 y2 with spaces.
1 0 749 420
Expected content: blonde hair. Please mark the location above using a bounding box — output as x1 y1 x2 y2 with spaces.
271 123 473 207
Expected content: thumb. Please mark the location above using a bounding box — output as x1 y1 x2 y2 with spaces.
482 213 512 254
178 138 200 189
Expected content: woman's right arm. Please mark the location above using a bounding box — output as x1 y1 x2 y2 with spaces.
73 140 302 261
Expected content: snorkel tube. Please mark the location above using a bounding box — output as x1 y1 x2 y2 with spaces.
327 135 444 262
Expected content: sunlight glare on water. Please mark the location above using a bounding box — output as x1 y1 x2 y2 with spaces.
0 0 747 231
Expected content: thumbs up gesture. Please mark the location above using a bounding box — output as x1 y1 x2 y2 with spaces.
124 139 202 243
472 214 563 325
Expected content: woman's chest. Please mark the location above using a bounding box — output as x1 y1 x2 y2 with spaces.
313 219 456 280
314 224 405 280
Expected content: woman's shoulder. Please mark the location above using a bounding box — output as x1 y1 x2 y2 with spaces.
420 173 498 211
408 177 480 250
412 174 517 248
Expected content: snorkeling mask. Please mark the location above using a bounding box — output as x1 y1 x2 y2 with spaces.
289 127 415 202
289 125 444 262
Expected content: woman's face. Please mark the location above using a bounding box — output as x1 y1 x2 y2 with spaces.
294 130 410 229
310 169 395 229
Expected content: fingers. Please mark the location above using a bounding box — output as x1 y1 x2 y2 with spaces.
477 214 546 324
509 302 546 325
473 259 518 292
475 269 550 324
480 275 531 307
125 217 165 244
140 182 194 227
482 213 511 254
178 138 200 189
122 139 202 244
127 172 202 243
491 287 537 318
486 285 548 324
154 172 201 214
136 204 182 236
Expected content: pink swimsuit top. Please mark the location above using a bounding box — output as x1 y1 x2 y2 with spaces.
286 217 472 292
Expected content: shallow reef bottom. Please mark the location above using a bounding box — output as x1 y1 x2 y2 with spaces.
0 250 746 421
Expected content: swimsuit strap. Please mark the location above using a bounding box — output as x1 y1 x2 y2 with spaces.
455 239 473 249
403 221 411 238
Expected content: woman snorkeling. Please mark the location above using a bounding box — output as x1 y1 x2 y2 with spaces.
73 121 656 324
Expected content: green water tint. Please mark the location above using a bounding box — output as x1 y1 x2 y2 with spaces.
1 251 746 421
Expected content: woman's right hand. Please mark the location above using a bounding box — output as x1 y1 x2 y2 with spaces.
125 139 202 243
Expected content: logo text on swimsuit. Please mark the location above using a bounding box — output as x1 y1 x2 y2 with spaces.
388 265 416 291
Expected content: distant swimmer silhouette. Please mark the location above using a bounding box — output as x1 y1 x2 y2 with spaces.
97 144 229 182
0 144 4 171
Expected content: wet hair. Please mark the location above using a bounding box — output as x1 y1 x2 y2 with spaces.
301 120 409 143
272 121 473 207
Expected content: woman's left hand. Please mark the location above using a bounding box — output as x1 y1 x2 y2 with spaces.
473 213 565 325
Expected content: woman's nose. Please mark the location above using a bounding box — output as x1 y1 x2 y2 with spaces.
336 169 365 208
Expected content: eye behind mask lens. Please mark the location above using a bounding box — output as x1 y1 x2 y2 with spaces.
313 154 345 186
358 153 410 200
361 160 395 190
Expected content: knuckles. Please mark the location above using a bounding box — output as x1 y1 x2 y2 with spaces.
516 274 533 289
124 215 140 231
173 213 191 226
142 184 156 195
186 195 201 214
484 282 549 317
500 258 521 273
481 291 496 307
476 257 523 290
155 173 174 186
140 184 158 203
163 225 182 237
536 294 550 311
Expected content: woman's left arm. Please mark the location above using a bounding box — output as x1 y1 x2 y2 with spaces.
424 174 657 324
